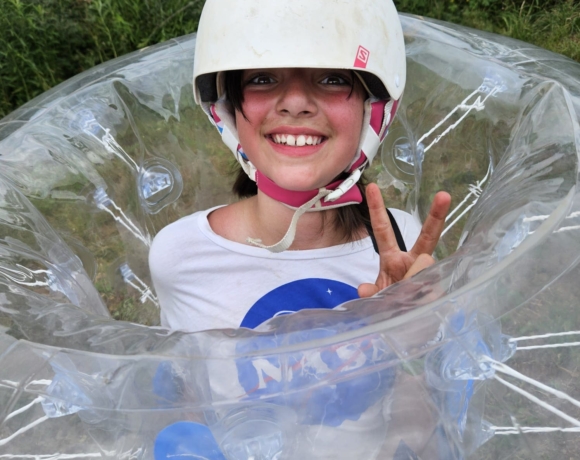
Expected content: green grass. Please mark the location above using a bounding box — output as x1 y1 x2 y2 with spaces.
0 0 203 118
396 0 580 61
1 0 580 118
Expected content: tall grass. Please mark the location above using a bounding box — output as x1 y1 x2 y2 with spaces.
1 0 579 118
0 0 203 117
500 0 580 61
396 0 580 61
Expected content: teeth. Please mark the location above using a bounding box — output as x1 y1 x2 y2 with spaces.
271 134 323 146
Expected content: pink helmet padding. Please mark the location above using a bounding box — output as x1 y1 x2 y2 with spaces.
349 152 368 172
382 99 399 141
370 100 387 135
210 104 222 124
346 98 393 171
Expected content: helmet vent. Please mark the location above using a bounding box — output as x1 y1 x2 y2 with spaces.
358 72 390 100
197 73 218 102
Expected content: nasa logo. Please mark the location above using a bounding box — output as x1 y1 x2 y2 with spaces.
240 278 358 329
354 45 370 68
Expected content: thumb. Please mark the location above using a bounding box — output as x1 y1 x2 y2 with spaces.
403 254 435 280
358 282 380 298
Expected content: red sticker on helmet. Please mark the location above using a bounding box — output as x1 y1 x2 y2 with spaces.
354 45 370 68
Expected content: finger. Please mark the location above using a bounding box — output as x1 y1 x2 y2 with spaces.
358 282 380 298
410 191 451 257
366 183 400 254
403 253 435 279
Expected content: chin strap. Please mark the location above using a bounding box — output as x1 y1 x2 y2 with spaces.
246 171 365 252
246 188 332 253
247 171 366 252
254 171 363 209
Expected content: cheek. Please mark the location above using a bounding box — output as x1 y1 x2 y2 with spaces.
235 113 261 160
235 97 269 150
333 100 365 149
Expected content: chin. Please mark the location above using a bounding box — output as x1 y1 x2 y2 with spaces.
266 172 336 192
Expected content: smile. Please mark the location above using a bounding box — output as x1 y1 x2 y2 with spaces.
269 134 325 147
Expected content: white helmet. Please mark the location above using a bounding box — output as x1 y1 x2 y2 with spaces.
193 0 406 251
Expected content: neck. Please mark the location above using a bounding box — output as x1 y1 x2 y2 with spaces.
246 191 348 250
208 190 368 250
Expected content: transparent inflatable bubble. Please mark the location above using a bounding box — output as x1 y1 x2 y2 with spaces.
1 15 580 460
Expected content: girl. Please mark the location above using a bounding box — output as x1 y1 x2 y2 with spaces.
149 0 451 333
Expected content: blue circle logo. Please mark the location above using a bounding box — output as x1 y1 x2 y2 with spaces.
240 278 358 329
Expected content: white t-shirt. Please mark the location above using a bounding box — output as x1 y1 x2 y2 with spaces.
149 206 424 459
149 206 421 333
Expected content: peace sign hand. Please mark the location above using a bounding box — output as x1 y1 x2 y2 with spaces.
358 183 451 298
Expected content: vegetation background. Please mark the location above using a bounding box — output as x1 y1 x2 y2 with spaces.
1 0 579 119
1 5 579 457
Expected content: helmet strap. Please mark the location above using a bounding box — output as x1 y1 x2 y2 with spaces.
247 171 365 252
246 188 333 253
255 171 363 210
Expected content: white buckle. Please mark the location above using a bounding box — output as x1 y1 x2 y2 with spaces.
325 169 362 202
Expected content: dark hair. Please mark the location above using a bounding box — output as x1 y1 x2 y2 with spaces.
224 70 246 115
225 70 372 244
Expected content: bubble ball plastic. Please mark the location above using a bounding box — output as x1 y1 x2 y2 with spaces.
1 14 580 460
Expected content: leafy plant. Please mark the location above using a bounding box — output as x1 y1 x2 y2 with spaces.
1 0 580 117
396 0 580 61
0 0 203 118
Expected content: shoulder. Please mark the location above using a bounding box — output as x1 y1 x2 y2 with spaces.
152 211 202 247
149 209 209 273
207 199 254 244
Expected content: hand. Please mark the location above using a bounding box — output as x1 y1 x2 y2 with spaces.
358 183 451 298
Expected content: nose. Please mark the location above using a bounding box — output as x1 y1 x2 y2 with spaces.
275 71 318 118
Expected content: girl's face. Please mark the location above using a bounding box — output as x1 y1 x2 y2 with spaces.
235 68 366 192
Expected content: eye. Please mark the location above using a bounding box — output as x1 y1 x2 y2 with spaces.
320 74 351 86
247 74 276 85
